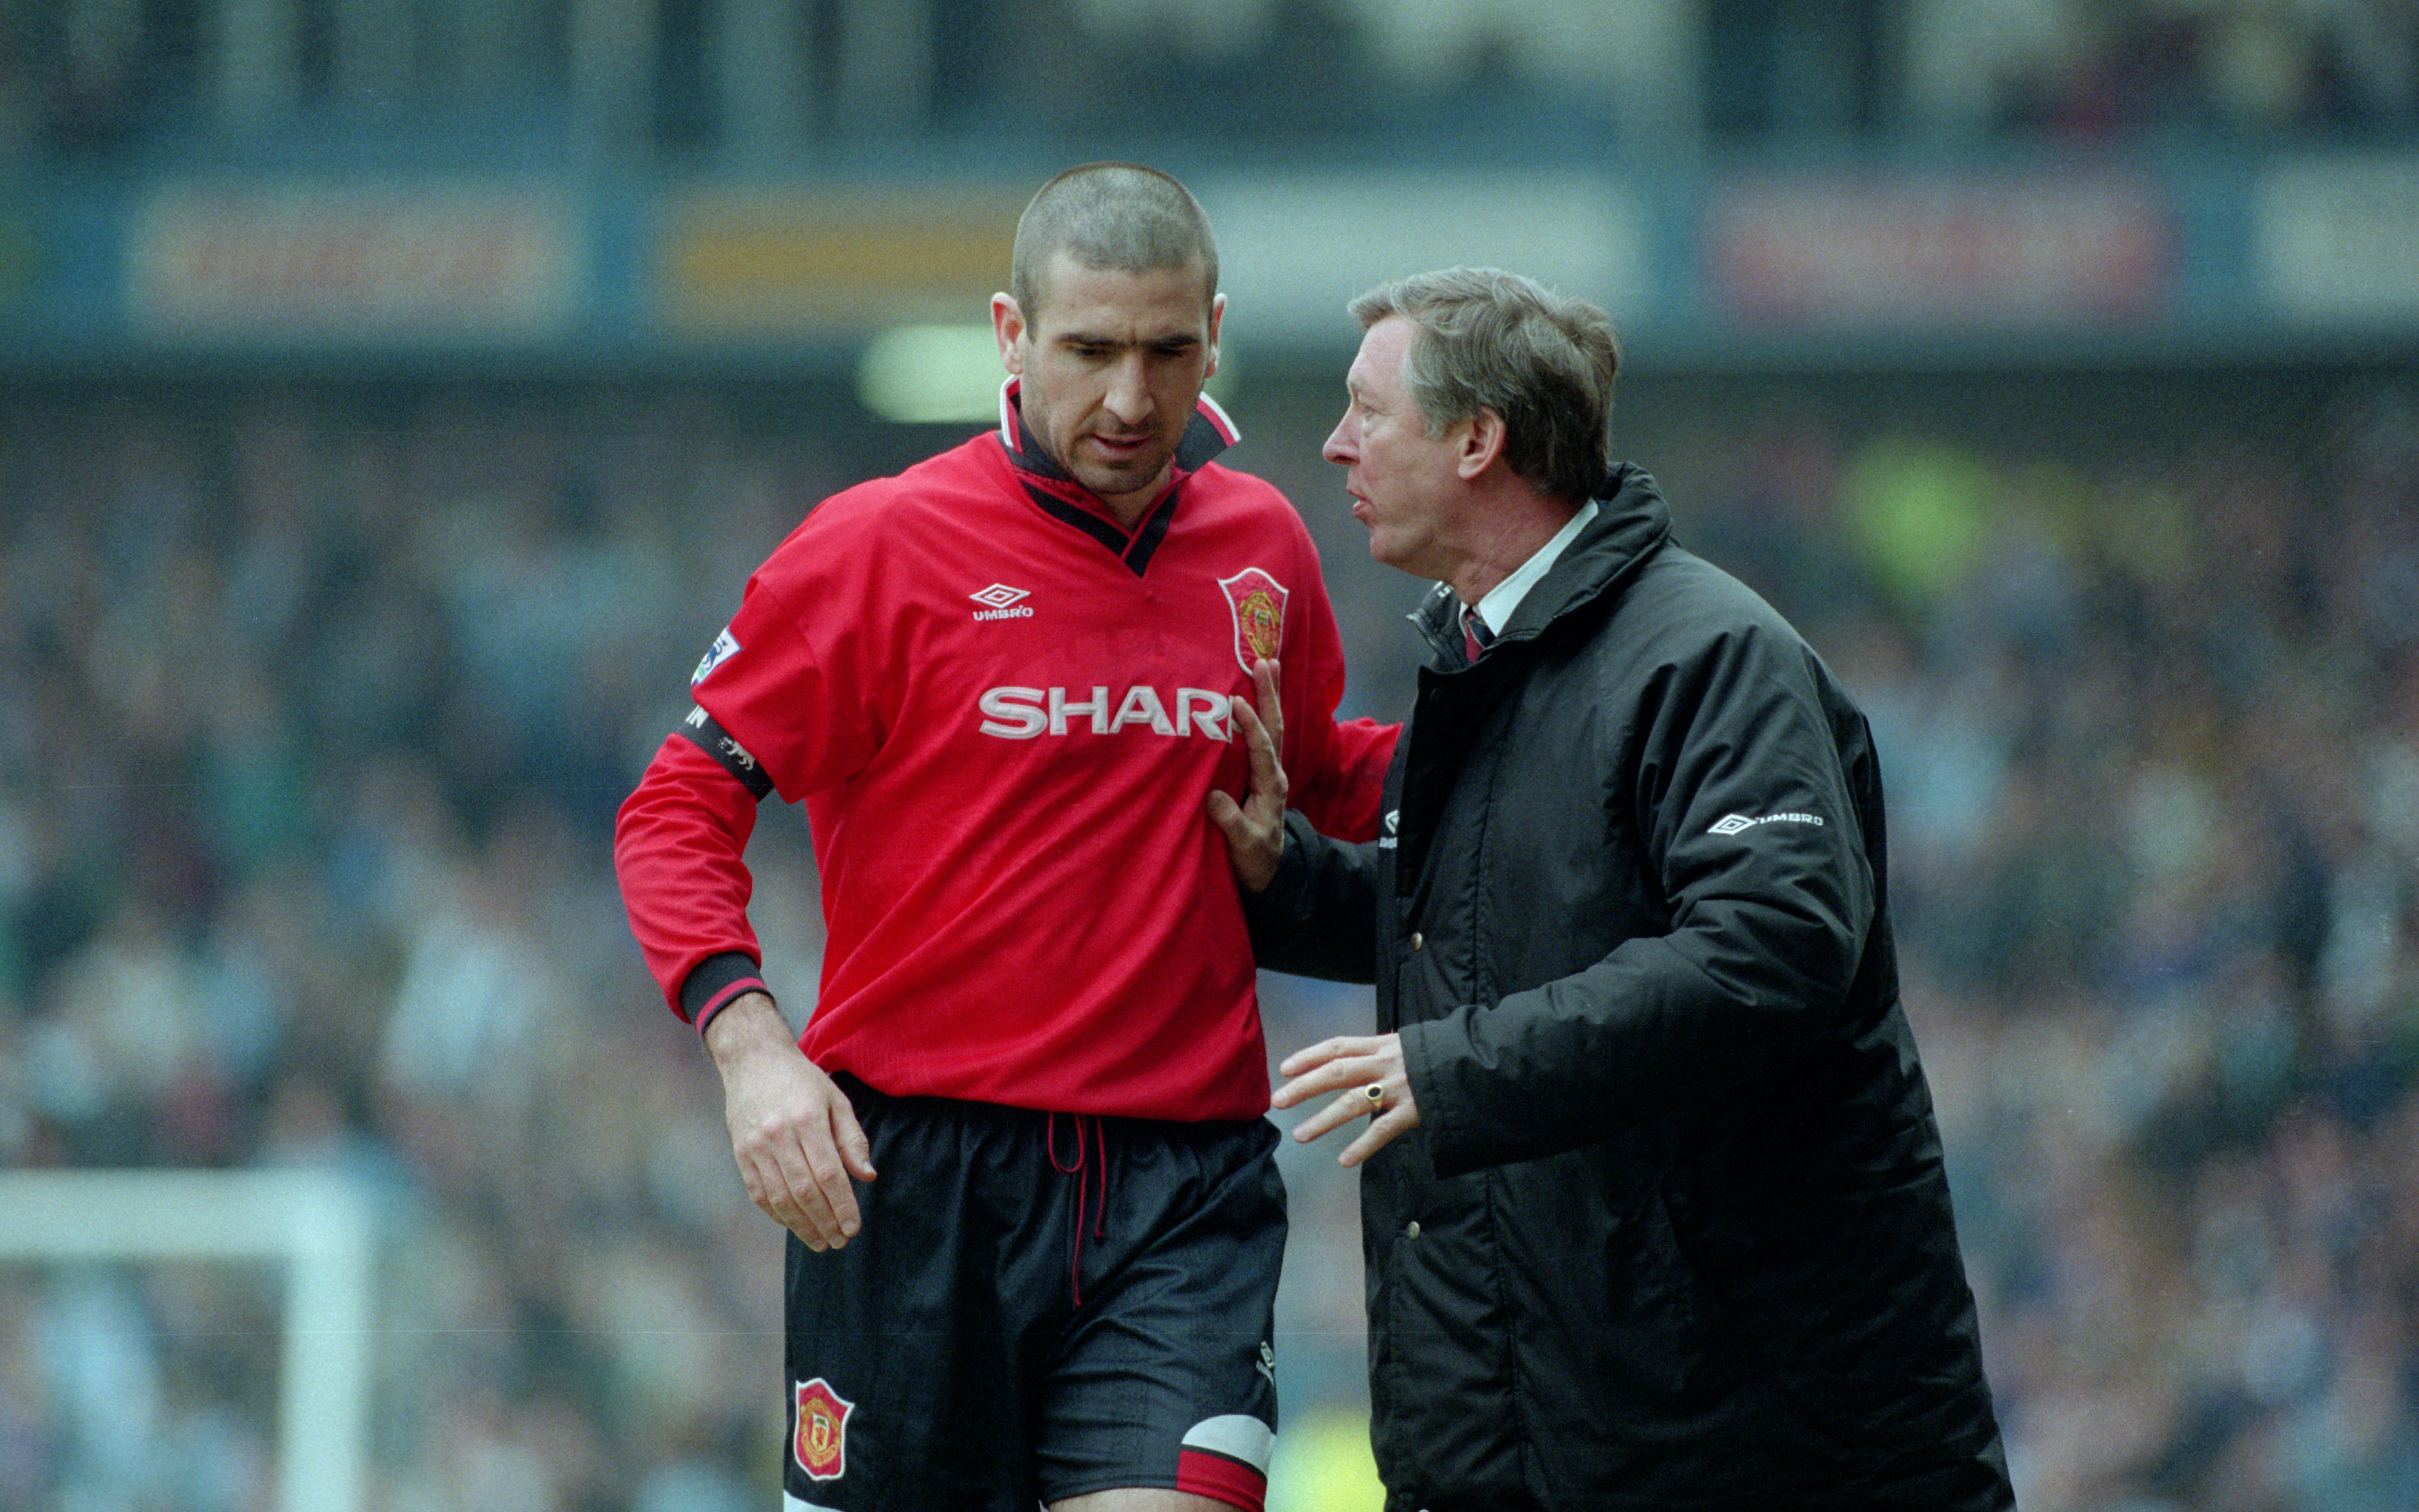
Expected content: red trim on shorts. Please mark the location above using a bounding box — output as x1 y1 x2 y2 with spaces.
1176 1448 1267 1512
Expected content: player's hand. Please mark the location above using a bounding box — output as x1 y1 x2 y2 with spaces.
1271 1032 1418 1167
1206 657 1288 893
703 993 878 1251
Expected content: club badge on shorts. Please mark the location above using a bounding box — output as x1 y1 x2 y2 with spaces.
1218 568 1288 673
794 1377 854 1481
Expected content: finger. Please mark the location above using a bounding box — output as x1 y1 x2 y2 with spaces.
1277 1037 1351 1080
1205 788 1242 834
1271 1056 1363 1111
1337 1112 1408 1167
739 1151 830 1251
1282 1037 1385 1082
746 1119 848 1251
831 1094 878 1184
793 1136 862 1245
734 1152 775 1217
1227 695 1287 811
1287 1074 1383 1142
774 1178 834 1246
1271 1061 1343 1105
1252 658 1284 752
730 1130 799 1225
1293 1087 1378 1144
1206 790 1268 890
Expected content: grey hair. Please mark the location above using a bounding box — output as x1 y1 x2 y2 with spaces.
1010 163 1219 320
1348 266 1620 502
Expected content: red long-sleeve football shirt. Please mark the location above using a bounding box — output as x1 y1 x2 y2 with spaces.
616 390 1394 1121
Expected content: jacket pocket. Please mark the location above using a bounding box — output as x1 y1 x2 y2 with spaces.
1501 1152 1773 1498
1367 1172 1526 1503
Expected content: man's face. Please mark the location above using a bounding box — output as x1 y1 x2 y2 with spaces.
1324 315 1469 579
994 250 1222 522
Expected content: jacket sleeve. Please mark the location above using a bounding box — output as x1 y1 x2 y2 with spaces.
1404 619 1878 1177
613 730 777 1036
1240 810 1384 984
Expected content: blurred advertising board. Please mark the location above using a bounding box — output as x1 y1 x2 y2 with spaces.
656 189 1022 336
129 183 581 341
1706 172 2173 327
2256 157 2419 324
1 149 2401 374
1202 172 1652 342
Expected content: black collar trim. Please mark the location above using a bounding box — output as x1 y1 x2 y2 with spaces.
1017 480 1185 576
995 380 1234 577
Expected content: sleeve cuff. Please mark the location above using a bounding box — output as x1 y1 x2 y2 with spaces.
1238 809 1319 934
1399 1011 1476 1178
681 951 770 1038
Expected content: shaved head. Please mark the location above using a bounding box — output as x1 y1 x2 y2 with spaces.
1009 162 1219 321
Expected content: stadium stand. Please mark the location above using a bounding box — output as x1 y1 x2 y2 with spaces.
0 1 2413 1508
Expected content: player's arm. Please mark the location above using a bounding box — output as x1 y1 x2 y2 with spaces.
1289 709 1397 843
615 724 875 1251
1270 532 1400 843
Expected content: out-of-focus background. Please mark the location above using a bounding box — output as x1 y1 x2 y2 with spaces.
0 1 2415 1508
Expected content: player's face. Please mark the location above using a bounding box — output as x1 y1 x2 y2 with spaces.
1324 316 1470 580
994 250 1222 524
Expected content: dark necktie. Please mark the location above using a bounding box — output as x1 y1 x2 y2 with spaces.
1462 607 1493 664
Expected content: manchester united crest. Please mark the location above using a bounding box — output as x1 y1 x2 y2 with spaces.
794 1378 854 1481
1217 568 1289 673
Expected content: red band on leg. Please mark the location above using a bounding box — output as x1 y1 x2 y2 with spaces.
1176 1448 1267 1512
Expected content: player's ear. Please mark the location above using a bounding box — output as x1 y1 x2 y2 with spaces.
992 293 1026 375
1203 291 1226 381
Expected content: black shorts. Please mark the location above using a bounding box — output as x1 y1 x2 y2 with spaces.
780 1076 1286 1512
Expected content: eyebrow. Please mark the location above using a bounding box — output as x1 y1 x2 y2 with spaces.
1055 329 1202 350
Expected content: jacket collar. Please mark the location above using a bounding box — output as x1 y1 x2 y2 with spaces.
1412 463 1671 663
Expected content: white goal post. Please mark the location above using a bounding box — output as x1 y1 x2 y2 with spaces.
0 1168 376 1512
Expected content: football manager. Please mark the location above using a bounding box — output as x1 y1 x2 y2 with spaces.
1209 266 2017 1510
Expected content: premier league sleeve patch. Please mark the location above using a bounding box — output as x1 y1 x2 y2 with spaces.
1217 568 1288 673
691 627 742 686
794 1377 855 1481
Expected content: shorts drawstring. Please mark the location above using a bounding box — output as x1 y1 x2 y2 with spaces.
1047 1112 1109 1308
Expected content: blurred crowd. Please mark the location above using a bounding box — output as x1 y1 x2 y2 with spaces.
1970 0 2419 139
0 369 2413 1511
1 0 2413 167
0 389 845 1512
1670 383 2419 1511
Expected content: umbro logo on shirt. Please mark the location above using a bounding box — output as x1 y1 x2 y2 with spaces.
1708 810 1825 835
970 583 1035 621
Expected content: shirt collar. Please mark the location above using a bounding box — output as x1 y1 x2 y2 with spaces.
995 377 1242 483
1469 500 1600 637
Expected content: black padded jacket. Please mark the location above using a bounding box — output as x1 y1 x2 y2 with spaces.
1248 466 2014 1511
